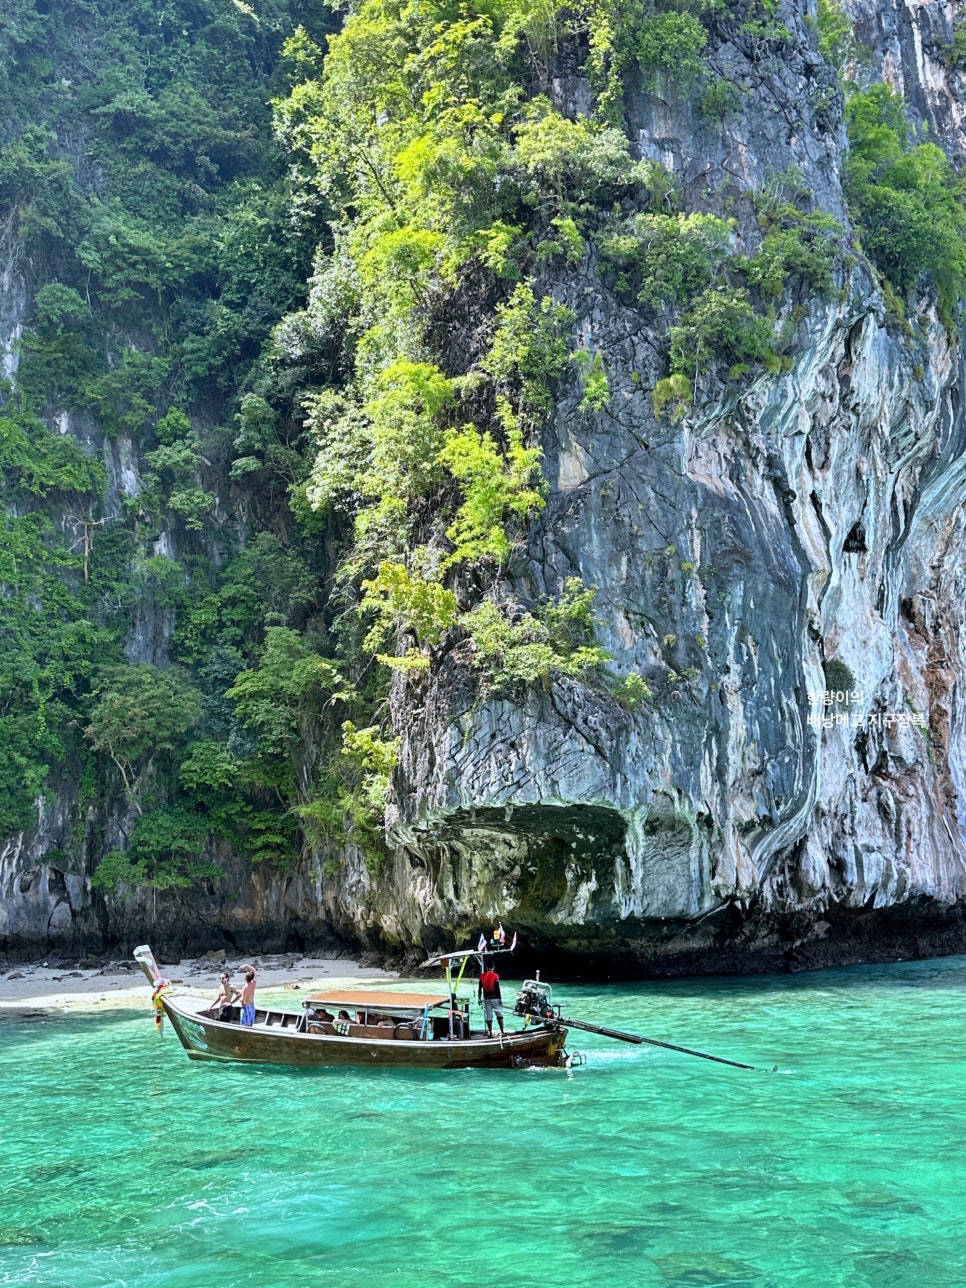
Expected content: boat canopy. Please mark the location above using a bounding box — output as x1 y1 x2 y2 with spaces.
304 989 452 1013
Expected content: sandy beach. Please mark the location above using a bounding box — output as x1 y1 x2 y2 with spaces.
0 952 399 1013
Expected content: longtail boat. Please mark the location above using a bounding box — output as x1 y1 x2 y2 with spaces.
134 939 765 1073
133 942 571 1070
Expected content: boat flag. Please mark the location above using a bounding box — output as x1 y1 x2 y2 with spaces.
477 933 487 952
496 922 506 946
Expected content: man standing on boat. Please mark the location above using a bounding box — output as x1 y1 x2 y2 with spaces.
239 965 257 1027
478 961 505 1038
212 971 240 1020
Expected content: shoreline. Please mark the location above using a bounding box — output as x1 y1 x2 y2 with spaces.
0 953 399 1014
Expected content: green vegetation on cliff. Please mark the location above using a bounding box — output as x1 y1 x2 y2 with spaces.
0 0 330 880
845 83 966 323
3 0 966 898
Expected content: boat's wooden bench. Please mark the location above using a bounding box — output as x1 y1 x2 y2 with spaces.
258 1011 303 1030
362 1023 417 1040
303 1019 418 1039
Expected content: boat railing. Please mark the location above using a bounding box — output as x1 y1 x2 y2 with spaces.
199 1002 482 1044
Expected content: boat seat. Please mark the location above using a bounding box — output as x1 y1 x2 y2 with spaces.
340 1023 419 1041
349 1024 392 1040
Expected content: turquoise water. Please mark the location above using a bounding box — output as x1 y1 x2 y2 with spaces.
3 956 966 1288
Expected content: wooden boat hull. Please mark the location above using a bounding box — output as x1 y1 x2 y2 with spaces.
160 995 568 1069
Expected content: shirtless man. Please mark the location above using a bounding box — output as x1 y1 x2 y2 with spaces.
212 971 240 1019
238 965 257 1026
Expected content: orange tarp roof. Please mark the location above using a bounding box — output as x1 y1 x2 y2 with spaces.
305 990 450 1010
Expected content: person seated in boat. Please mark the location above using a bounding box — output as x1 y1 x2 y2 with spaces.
447 1005 467 1040
305 1006 335 1034
335 1009 353 1035
211 972 239 1019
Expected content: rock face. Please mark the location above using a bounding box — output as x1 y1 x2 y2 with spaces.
376 0 966 975
6 0 966 975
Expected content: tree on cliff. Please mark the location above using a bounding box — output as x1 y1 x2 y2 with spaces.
84 665 202 799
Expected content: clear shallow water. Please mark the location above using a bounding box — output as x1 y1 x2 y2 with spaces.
3 956 966 1288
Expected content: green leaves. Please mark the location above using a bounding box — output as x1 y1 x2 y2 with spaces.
0 410 105 498
669 288 777 382
228 629 346 748
600 181 843 414
84 664 203 790
178 740 237 795
481 282 574 416
512 103 641 212
601 212 733 311
305 360 456 560
816 0 855 73
637 11 708 90
572 350 611 412
439 422 545 565
651 373 692 422
743 169 845 303
143 411 214 531
91 808 223 892
463 581 611 691
0 0 332 870
0 428 113 833
340 721 400 815
297 716 401 874
361 562 459 660
225 627 350 795
845 84 966 321
360 227 446 300
295 719 401 873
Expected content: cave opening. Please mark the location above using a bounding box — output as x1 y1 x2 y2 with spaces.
413 802 629 966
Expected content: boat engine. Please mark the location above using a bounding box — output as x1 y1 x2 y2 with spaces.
514 979 556 1021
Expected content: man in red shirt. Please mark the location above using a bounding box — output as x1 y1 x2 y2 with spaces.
478 962 505 1038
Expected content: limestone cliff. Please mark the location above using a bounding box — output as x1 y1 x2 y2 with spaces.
370 0 966 974
5 0 966 976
